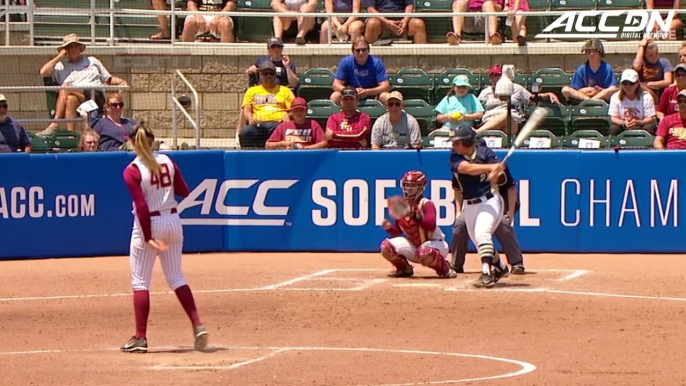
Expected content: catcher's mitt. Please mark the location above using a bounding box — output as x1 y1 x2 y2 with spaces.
388 196 411 220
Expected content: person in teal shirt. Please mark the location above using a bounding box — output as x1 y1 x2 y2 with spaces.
434 75 484 130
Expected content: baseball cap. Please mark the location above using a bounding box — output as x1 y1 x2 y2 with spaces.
259 61 277 72
675 63 686 73
620 69 639 83
452 75 471 88
489 65 503 75
341 87 357 99
0 94 6 103
289 97 308 111
267 37 284 47
387 91 404 101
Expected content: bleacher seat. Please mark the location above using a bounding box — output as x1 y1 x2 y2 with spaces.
390 69 433 103
297 69 335 101
357 99 387 124
415 0 453 43
527 104 569 137
402 99 435 136
28 132 52 154
612 130 654 149
564 129 610 149
423 128 452 148
235 0 274 43
307 99 340 128
569 100 611 135
522 130 562 149
50 130 81 152
525 0 551 41
529 68 572 105
477 130 509 148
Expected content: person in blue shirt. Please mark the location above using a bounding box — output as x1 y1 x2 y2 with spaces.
330 36 391 104
0 94 31 153
434 75 485 130
448 125 510 288
561 38 618 104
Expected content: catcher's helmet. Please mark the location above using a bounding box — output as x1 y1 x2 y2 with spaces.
401 170 427 201
448 125 476 146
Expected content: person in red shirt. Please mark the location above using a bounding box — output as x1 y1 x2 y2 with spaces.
655 89 686 149
325 86 372 149
657 64 686 120
266 97 328 149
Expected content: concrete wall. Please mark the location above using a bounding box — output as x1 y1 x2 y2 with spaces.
0 42 682 144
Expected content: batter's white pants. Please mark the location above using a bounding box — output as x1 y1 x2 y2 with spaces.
129 212 186 292
386 237 450 263
463 193 504 250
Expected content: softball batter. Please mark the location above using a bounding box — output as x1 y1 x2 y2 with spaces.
449 125 510 288
121 124 208 353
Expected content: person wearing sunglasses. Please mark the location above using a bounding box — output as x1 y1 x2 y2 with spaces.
330 37 391 105
371 91 421 149
91 93 138 151
657 63 686 121
608 69 657 136
0 94 31 154
654 89 686 149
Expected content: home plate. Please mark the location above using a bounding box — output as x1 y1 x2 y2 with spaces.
393 283 442 288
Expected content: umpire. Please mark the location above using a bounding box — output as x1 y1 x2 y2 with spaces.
450 140 526 275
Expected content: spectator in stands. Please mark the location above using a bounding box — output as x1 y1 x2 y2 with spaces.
363 0 427 44
38 34 128 136
150 0 171 40
320 0 365 43
654 90 686 149
633 39 674 103
645 0 683 39
79 129 100 152
239 61 295 148
609 69 657 135
561 38 618 104
241 37 299 136
434 75 484 130
371 91 422 149
330 37 391 104
0 94 31 153
182 0 236 43
271 0 318 45
658 64 686 120
476 65 559 135
504 0 529 46
679 42 686 65
448 0 508 45
325 86 372 149
91 93 137 151
266 97 328 149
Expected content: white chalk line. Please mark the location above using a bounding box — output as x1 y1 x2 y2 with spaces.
0 345 536 385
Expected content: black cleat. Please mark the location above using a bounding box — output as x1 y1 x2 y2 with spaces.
388 265 414 278
493 265 510 283
451 265 465 274
473 273 495 288
511 265 525 275
121 336 148 353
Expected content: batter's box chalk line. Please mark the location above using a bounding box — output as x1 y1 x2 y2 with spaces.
147 345 537 385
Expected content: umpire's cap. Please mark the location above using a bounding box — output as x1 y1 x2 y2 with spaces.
448 125 476 146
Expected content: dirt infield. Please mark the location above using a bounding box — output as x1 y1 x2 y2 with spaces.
1 252 686 385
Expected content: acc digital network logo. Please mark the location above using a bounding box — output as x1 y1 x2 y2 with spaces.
177 179 298 226
535 11 675 40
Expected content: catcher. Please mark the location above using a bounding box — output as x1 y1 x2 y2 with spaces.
380 170 457 279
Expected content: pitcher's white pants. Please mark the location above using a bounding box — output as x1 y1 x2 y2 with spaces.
129 212 186 291
463 193 504 250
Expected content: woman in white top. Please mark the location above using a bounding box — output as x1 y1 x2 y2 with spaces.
609 69 657 135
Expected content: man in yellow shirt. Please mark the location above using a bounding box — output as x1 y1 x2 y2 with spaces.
239 61 295 148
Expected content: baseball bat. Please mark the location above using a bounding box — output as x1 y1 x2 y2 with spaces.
501 107 549 165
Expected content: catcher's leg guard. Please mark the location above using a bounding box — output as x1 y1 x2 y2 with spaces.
417 245 454 278
380 239 413 278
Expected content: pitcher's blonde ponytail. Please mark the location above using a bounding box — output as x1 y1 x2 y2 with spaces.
132 123 161 176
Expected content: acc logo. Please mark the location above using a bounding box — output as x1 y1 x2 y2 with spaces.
178 179 298 226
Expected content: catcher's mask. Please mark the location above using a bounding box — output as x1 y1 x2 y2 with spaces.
401 171 427 201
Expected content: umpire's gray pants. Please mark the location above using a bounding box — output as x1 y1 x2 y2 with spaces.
451 214 524 269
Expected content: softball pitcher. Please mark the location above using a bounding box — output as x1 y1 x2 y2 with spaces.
121 124 208 353
448 125 510 288
380 171 457 279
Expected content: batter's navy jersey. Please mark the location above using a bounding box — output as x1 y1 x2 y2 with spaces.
452 165 518 212
450 145 500 200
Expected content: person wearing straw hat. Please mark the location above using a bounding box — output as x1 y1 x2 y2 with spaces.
38 33 128 136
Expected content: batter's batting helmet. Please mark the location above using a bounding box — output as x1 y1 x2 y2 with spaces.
448 125 476 146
